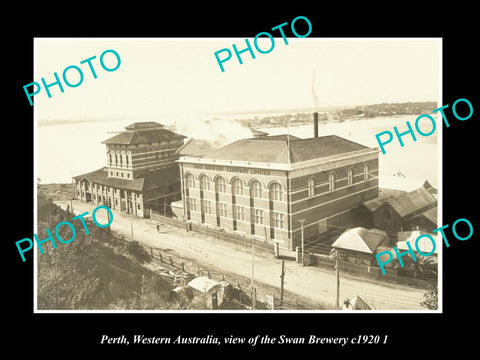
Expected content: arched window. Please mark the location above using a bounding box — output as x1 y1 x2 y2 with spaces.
269 182 283 201
308 178 315 197
232 178 243 196
364 165 370 180
200 175 210 191
250 180 262 198
215 176 226 193
185 174 194 188
348 168 354 185
328 172 336 191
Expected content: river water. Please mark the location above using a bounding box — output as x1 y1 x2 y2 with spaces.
37 114 439 188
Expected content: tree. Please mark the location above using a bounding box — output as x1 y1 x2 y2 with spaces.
420 285 438 310
392 255 437 279
405 256 437 279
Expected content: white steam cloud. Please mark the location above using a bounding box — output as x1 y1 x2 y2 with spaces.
174 114 255 149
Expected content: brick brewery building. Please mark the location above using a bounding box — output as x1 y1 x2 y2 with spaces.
73 122 186 217
178 114 380 251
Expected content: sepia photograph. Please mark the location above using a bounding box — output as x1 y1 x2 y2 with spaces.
33 38 442 312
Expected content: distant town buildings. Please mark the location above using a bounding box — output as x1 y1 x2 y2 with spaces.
74 122 186 217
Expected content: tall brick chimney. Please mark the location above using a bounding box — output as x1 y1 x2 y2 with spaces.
313 112 319 138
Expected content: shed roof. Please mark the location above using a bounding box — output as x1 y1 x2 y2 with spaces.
188 276 221 293
73 165 179 191
407 206 438 225
331 227 388 254
387 187 437 218
362 187 437 218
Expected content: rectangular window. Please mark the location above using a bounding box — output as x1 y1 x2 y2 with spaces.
220 203 228 217
189 198 197 212
328 173 335 191
254 209 264 225
137 204 141 210
233 205 245 221
272 212 285 228
308 178 315 197
203 200 212 214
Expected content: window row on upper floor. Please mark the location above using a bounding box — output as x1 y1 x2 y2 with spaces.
307 165 372 196
185 174 284 200
185 164 373 200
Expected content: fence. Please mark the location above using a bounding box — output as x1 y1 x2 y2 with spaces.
307 252 435 288
146 245 307 310
150 210 275 256
150 210 185 227
189 223 275 256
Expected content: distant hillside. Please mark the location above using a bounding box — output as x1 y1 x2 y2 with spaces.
335 101 438 119
234 101 438 128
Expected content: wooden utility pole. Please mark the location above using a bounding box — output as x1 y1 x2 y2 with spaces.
280 260 285 301
251 238 255 289
71 170 74 213
130 213 134 241
299 219 305 266
335 249 340 310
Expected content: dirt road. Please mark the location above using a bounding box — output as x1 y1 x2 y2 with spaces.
55 200 428 310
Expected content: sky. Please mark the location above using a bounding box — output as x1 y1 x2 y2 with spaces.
35 38 441 123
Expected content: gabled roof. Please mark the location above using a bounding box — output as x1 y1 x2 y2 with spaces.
331 227 387 254
342 295 371 310
387 187 436 218
407 206 437 225
362 187 437 218
201 135 369 164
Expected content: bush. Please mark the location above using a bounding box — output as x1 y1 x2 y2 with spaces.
126 241 151 263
